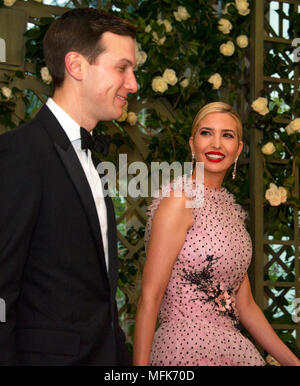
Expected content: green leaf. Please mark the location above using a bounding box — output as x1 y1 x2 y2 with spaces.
289 197 300 206
38 17 55 26
15 71 25 79
175 135 186 146
24 29 41 39
283 175 295 188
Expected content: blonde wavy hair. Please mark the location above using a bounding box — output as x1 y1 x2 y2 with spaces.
191 102 243 142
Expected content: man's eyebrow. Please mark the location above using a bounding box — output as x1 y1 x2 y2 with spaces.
117 58 137 70
118 59 134 66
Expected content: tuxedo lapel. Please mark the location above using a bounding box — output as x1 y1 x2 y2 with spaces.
104 195 119 291
36 105 109 280
92 153 119 290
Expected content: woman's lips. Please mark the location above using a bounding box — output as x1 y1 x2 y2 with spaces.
205 151 225 162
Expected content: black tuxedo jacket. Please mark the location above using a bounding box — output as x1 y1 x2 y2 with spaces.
0 105 130 365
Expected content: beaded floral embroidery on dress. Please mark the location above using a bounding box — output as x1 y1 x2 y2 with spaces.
181 254 240 329
145 175 266 365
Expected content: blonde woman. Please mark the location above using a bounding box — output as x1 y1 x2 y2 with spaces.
133 102 300 366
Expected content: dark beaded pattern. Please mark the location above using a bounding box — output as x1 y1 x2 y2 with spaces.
145 177 266 366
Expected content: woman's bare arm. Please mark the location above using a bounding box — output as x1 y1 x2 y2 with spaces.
133 192 193 365
235 274 300 366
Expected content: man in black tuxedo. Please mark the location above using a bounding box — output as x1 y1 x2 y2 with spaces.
0 8 137 365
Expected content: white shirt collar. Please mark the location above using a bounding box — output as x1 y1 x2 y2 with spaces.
46 98 81 142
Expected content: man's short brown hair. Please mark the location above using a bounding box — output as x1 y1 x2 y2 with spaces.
43 8 136 88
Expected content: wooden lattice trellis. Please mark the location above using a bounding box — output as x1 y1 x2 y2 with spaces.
249 0 300 351
1 0 299 351
0 1 152 325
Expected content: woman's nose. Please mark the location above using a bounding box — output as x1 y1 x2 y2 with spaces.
211 134 222 148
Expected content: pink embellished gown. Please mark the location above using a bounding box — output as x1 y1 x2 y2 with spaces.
144 178 266 366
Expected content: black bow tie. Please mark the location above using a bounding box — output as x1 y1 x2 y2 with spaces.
80 127 111 157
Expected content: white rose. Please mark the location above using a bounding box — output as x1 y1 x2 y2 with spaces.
174 6 191 22
261 142 276 155
286 118 300 133
208 73 222 90
127 112 138 126
135 41 141 51
235 0 250 16
265 183 287 206
278 186 288 204
218 18 233 34
1 86 12 99
152 32 166 45
251 97 269 116
145 25 152 33
158 19 172 33
285 124 294 135
163 19 172 33
220 41 235 56
134 41 147 67
3 0 17 6
162 69 178 86
265 183 282 206
222 3 232 15
117 110 128 122
152 76 168 93
40 67 52 85
180 78 190 88
236 35 248 48
136 50 147 66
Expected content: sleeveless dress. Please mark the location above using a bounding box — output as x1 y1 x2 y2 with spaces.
145 177 266 366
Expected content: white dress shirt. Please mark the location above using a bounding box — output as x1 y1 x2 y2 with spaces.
46 98 109 271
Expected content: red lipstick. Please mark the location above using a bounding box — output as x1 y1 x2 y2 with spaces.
205 151 225 163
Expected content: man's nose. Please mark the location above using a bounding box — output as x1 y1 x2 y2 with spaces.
126 70 138 94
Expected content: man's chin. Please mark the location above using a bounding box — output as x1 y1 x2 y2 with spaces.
113 110 125 121
98 111 123 122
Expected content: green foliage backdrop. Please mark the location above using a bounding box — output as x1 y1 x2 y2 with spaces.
0 0 299 358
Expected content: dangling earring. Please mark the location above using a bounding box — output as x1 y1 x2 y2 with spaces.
191 153 196 175
232 157 238 180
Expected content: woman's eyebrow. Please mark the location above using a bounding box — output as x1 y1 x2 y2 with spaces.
222 129 236 134
198 127 236 134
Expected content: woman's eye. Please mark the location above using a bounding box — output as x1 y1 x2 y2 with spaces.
199 130 210 135
224 133 234 138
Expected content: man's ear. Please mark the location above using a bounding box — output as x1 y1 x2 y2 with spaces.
64 52 85 81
